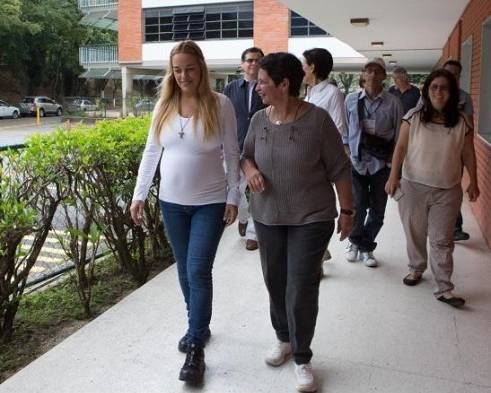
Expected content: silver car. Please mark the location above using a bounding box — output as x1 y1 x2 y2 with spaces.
19 96 63 117
0 100 20 119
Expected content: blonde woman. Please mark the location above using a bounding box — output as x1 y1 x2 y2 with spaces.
130 41 240 384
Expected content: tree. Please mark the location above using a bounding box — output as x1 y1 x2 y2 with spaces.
0 0 117 98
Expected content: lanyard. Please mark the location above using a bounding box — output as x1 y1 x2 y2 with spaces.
363 98 383 119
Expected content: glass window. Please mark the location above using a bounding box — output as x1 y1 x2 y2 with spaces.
222 30 237 38
146 17 159 25
206 31 220 39
289 11 328 37
143 2 252 42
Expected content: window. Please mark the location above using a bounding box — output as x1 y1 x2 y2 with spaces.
290 11 329 37
479 17 491 142
460 36 472 93
143 2 253 42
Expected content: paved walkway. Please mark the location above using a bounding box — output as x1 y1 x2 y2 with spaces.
1 199 490 393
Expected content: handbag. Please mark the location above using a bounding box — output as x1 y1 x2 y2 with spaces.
357 92 395 161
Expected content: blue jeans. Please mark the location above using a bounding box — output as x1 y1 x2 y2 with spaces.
349 166 390 252
160 200 226 347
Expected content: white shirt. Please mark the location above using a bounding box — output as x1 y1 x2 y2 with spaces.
305 79 347 138
133 93 240 206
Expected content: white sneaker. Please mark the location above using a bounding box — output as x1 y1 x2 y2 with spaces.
360 251 378 267
294 363 317 392
345 242 359 262
265 340 292 366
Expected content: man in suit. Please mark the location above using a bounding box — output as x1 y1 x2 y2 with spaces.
224 47 266 250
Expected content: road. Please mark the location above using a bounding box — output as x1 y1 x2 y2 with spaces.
0 116 63 147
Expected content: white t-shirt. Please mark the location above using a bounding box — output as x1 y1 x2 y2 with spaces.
305 79 347 137
133 93 240 206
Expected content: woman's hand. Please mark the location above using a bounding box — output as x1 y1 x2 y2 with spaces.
246 168 266 193
130 200 145 226
385 176 400 197
337 214 353 241
223 204 238 226
466 182 480 202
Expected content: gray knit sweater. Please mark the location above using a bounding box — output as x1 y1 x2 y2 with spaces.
242 103 351 225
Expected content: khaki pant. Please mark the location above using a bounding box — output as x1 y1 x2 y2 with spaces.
398 179 463 296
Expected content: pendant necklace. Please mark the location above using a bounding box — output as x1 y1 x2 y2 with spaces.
178 115 192 139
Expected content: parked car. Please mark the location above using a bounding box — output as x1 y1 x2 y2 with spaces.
134 98 156 116
19 96 63 117
0 100 20 119
77 99 97 112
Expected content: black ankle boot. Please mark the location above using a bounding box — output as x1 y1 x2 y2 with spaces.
179 343 205 384
178 329 211 353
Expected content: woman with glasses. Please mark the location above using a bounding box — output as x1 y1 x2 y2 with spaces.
130 40 240 384
385 68 479 308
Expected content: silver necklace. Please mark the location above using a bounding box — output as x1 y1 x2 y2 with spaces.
178 116 192 139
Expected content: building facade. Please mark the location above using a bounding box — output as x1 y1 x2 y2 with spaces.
442 0 491 246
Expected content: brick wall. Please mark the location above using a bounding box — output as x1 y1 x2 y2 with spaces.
253 0 289 54
118 0 142 63
446 0 491 247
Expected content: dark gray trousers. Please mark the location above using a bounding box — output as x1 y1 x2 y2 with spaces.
254 220 335 364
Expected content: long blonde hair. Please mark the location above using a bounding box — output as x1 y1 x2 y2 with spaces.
153 40 219 141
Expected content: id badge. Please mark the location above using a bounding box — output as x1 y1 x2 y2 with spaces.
362 119 376 135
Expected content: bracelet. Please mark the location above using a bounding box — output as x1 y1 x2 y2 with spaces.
340 208 355 216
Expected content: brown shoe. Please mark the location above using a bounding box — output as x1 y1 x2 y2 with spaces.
403 272 422 286
238 222 247 237
246 239 258 251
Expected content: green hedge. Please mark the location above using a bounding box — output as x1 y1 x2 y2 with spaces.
0 116 169 343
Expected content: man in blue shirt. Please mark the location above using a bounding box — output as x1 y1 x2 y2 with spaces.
224 47 266 251
344 58 404 267
388 66 421 115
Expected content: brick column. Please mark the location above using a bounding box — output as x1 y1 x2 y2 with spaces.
118 0 142 63
253 0 289 54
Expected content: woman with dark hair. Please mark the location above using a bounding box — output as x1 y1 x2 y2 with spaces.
130 40 240 384
302 48 347 268
302 48 346 137
241 52 353 392
385 68 479 308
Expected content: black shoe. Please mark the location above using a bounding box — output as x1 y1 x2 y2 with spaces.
437 295 465 308
179 343 205 384
238 222 247 237
178 328 211 353
403 272 422 286
453 230 470 241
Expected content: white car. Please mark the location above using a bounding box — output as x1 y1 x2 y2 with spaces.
78 99 97 111
0 100 20 119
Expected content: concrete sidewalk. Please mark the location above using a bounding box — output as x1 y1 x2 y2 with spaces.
1 199 490 393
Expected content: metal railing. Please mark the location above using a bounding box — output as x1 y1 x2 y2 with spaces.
78 0 118 10
79 45 118 66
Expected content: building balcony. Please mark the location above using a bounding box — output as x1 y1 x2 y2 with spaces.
79 45 118 67
79 0 118 30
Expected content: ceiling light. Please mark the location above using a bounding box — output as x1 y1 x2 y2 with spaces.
350 18 369 27
371 41 384 47
389 60 397 65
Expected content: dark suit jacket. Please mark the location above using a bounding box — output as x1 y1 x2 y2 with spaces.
223 78 266 151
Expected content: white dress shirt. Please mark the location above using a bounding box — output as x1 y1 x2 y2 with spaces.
133 93 240 206
305 79 347 138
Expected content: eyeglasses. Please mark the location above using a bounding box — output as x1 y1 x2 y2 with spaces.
429 84 449 92
244 58 259 64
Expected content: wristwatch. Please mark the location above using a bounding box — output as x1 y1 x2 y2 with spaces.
340 208 355 216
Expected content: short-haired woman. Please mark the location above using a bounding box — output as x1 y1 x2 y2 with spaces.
385 68 479 308
130 40 240 384
242 52 353 392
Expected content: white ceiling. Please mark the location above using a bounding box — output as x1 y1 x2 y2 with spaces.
279 0 469 72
